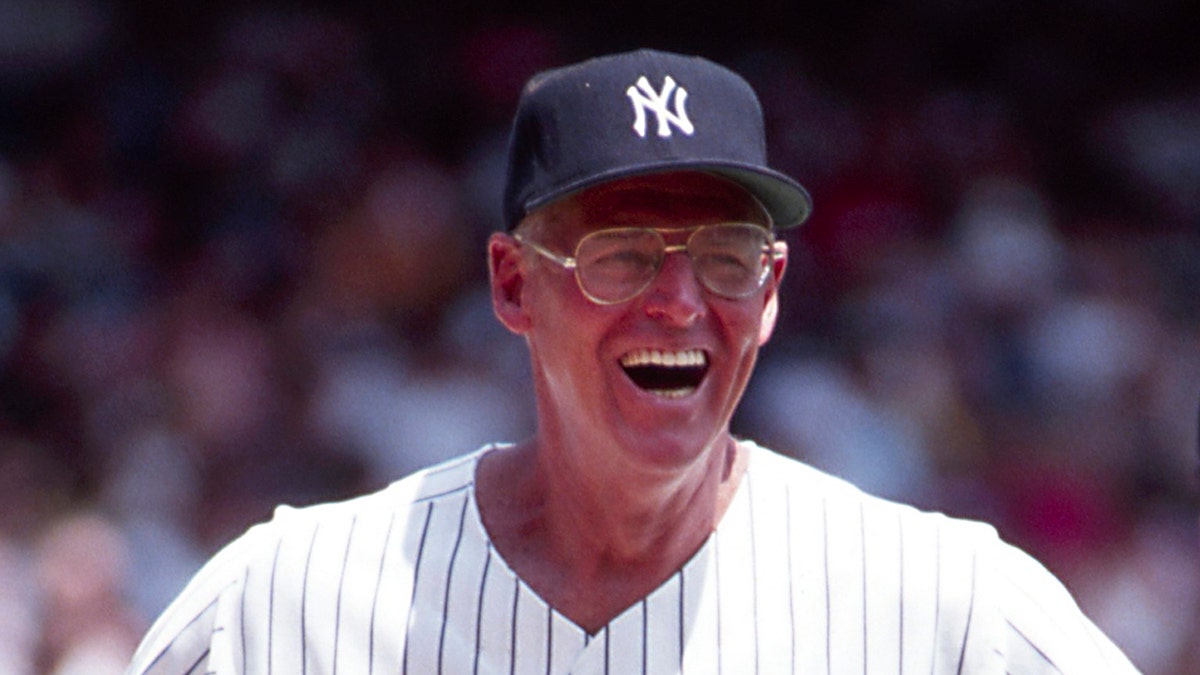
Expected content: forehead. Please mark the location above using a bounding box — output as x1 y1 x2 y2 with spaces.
537 171 769 238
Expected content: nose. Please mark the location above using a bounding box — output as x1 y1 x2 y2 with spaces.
640 250 705 325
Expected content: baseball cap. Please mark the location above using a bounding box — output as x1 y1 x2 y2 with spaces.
502 48 813 230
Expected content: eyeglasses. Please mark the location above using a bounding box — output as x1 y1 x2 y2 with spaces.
514 223 780 305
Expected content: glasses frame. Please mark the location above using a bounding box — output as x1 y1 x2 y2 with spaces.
514 223 783 306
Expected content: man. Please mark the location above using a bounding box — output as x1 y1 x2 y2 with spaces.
126 49 1138 674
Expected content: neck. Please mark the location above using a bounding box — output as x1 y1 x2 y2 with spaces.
474 434 748 632
542 434 741 561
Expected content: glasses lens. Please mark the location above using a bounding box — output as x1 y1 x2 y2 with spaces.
688 224 772 298
575 228 664 303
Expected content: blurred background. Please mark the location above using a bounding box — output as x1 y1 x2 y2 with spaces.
0 1 1197 673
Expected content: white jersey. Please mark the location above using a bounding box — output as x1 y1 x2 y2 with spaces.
125 441 1138 674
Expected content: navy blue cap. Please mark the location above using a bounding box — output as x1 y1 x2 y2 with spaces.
502 49 813 230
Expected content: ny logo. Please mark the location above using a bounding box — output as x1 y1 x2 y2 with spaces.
626 75 695 138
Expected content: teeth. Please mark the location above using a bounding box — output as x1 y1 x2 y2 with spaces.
620 349 707 368
620 349 708 398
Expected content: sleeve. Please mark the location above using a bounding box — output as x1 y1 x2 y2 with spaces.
980 536 1143 675
124 523 271 675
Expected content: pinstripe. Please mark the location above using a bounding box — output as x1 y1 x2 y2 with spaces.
402 502 436 675
472 543 492 675
1000 569 1061 622
546 604 553 675
332 516 357 675
268 536 282 675
124 442 1136 675
677 568 685 672
861 502 868 675
932 526 942 674
509 578 519 675
998 563 1114 661
784 485 795 675
1005 619 1064 673
438 495 471 675
136 594 225 675
240 566 249 675
415 483 471 504
954 552 978 675
368 511 396 675
897 512 904 675
641 600 649 675
746 473 759 675
822 496 831 675
714 533 722 675
183 649 210 675
301 524 319 675
603 625 611 675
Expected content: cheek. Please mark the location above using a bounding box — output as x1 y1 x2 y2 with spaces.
714 302 772 393
721 301 771 351
525 264 591 317
525 286 608 378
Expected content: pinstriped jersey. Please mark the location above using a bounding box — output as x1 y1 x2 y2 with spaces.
125 441 1139 674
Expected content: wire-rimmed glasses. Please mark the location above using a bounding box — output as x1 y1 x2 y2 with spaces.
514 223 780 305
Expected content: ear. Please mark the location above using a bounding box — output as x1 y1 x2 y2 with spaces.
758 241 788 346
489 232 532 335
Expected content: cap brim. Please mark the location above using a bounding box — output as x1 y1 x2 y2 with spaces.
521 161 813 229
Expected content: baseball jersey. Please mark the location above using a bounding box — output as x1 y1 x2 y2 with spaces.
125 441 1139 674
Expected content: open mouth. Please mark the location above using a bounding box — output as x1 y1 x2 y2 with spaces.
619 348 708 398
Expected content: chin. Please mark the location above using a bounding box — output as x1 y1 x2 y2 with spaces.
615 424 727 472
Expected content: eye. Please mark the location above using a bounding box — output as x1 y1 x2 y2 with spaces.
694 249 758 281
690 238 762 274
578 231 661 272
593 246 656 268
688 225 772 295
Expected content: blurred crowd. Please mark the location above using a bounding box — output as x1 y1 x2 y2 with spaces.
0 1 1197 673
